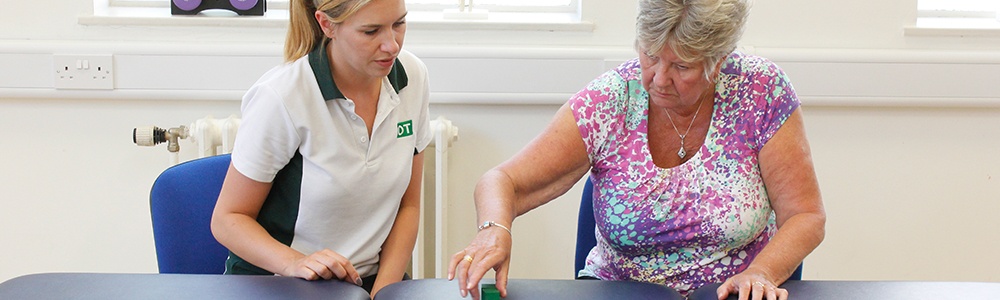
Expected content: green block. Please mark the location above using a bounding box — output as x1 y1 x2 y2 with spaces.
481 283 501 300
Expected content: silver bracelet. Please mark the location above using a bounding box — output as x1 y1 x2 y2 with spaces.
478 221 512 236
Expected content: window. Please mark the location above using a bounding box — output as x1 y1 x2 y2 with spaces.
106 0 577 15
406 0 577 13
93 0 588 31
908 0 1000 37
109 0 287 9
917 0 997 18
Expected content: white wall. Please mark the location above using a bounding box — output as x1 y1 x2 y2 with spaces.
2 0 1000 284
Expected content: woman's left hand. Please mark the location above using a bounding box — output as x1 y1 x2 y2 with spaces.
716 268 788 300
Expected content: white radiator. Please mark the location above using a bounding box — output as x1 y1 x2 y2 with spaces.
134 115 459 279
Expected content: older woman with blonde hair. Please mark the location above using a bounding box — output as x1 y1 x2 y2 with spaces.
448 0 825 299
211 0 430 296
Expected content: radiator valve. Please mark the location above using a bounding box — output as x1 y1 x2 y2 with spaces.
133 125 189 153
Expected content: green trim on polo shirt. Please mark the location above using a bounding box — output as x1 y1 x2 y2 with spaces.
258 150 303 247
224 151 304 276
308 42 409 101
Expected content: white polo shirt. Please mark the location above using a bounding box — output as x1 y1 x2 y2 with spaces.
227 42 431 277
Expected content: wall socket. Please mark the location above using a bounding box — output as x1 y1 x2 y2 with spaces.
54 54 114 90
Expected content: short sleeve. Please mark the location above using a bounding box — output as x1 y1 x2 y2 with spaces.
409 55 432 154
720 53 802 150
231 83 301 183
569 64 632 165
753 61 801 148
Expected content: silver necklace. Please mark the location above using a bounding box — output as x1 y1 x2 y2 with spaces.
661 97 704 159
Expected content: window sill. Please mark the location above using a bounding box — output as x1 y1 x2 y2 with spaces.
905 17 1000 37
82 6 594 32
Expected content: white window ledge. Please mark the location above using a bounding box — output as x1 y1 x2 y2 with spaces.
905 17 1000 37
81 6 594 32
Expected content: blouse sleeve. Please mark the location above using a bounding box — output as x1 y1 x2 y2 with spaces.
569 62 633 165
746 58 801 149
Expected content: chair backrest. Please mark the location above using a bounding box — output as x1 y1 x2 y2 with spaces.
573 177 803 280
149 154 231 274
574 177 598 277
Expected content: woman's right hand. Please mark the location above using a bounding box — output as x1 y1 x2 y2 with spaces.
281 249 362 286
447 228 513 299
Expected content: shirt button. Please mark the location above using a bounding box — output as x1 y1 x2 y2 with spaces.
350 115 357 120
360 136 368 143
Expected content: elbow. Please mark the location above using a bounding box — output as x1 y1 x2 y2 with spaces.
809 210 827 247
209 210 227 245
780 209 826 247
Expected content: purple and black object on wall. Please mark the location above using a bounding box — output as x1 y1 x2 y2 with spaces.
171 0 266 16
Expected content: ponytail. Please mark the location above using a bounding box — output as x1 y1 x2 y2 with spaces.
284 0 325 62
284 0 374 62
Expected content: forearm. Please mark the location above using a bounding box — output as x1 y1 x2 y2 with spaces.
372 203 419 290
473 169 519 226
747 211 826 283
211 212 304 275
372 153 424 295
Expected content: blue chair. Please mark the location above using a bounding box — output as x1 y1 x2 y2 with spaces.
574 176 598 278
574 177 802 280
149 154 232 274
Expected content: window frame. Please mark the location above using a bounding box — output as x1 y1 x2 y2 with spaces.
907 0 1000 37
91 0 592 31
108 0 578 14
406 0 579 13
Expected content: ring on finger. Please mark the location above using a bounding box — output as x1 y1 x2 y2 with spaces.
463 255 474 263
754 281 765 288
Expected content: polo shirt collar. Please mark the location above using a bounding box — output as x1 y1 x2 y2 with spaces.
308 42 408 101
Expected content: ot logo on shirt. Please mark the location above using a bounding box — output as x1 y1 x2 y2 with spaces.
397 120 413 138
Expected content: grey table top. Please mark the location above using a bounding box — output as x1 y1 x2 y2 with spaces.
373 278 683 300
0 273 370 300
689 280 1000 300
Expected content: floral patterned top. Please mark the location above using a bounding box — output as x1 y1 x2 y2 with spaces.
573 52 800 296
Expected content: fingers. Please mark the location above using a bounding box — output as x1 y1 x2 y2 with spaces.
495 261 510 298
451 249 494 298
751 281 764 300
456 253 471 297
716 279 735 300
764 285 777 300
751 281 786 300
775 287 788 300
450 250 477 297
759 283 786 300
449 230 513 298
720 279 783 300
304 257 336 280
469 282 482 300
287 250 361 286
465 255 486 291
448 250 467 280
311 250 349 280
738 280 751 300
718 271 788 300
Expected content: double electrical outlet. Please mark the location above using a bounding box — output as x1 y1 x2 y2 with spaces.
54 54 114 90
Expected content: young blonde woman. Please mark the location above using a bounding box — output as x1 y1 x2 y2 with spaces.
211 0 430 296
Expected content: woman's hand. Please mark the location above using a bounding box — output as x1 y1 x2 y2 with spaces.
716 267 788 300
281 249 362 286
447 228 513 299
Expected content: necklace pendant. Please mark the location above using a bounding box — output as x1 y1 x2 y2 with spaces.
677 148 686 159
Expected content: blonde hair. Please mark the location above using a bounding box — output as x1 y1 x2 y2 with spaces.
284 0 373 62
635 0 750 79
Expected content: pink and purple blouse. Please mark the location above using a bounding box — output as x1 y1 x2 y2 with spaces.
573 52 799 295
